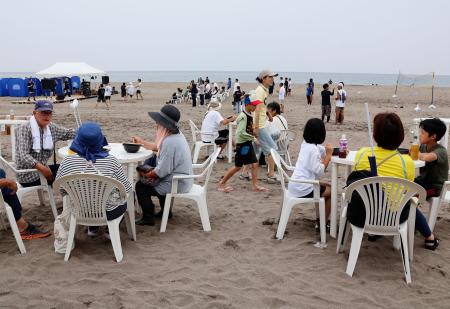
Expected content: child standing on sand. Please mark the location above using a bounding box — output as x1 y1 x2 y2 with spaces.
218 98 268 193
321 83 334 123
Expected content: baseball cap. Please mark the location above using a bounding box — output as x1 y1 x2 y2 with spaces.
34 100 54 112
257 70 278 80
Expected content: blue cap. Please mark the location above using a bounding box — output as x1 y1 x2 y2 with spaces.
34 100 53 112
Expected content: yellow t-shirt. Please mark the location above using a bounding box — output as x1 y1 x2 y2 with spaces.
354 146 415 181
254 85 268 129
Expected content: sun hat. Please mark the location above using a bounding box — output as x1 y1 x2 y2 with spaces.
34 100 54 112
148 105 180 133
207 101 222 111
69 122 108 163
257 70 278 81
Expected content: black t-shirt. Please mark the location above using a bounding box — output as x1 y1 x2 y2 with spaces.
98 88 105 97
321 89 334 106
64 81 70 90
233 90 242 102
27 81 34 92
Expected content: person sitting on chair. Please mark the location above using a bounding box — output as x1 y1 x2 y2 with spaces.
350 113 439 250
0 169 51 239
56 122 132 236
15 100 76 188
131 105 193 226
201 100 237 159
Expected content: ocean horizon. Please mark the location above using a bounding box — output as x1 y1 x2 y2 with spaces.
1 71 449 87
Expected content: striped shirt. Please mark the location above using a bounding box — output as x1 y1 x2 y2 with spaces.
55 154 132 212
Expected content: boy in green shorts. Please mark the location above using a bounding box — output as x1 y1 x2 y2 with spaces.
415 118 449 197
218 98 268 193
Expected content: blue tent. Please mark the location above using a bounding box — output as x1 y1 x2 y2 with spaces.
7 78 27 97
0 78 10 96
27 78 42 97
71 76 80 89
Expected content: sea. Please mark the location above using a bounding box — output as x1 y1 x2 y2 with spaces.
1 71 450 87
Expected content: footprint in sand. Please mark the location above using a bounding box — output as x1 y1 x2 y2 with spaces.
224 239 240 250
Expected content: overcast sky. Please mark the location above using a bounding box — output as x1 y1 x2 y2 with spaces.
1 0 449 74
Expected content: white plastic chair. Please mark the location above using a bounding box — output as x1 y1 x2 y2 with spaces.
54 174 133 262
160 148 220 233
336 176 426 284
189 120 218 163
271 149 327 244
0 156 58 219
0 193 26 254
426 173 450 232
277 130 297 166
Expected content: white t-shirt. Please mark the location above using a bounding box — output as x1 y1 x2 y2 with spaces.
336 89 347 108
205 83 211 93
288 141 325 197
201 110 224 142
279 86 286 101
127 85 135 95
136 82 142 91
288 80 292 89
266 115 288 138
272 115 288 131
104 85 112 96
233 82 240 93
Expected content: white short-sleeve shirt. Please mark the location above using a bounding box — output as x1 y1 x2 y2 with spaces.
201 110 224 142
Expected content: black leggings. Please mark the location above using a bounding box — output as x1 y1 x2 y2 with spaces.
135 180 166 220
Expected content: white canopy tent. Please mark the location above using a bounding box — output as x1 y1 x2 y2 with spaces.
36 62 105 78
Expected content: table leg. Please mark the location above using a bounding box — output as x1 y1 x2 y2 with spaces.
228 123 233 163
125 162 137 240
444 124 449 150
330 162 338 238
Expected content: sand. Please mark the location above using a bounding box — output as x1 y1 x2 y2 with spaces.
0 82 450 308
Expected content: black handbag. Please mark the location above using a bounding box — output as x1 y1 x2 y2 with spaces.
48 143 60 179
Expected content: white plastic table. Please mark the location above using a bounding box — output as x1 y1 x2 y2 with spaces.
58 143 153 214
0 119 29 162
413 118 450 150
329 151 425 238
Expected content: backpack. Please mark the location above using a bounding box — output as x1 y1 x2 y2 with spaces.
340 90 347 103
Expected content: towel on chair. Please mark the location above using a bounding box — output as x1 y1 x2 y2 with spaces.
30 116 53 152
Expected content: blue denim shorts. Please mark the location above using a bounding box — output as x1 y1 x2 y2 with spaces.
254 127 278 157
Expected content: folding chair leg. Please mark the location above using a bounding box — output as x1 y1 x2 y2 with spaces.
64 215 77 261
275 199 292 240
107 217 124 263
346 225 364 277
196 195 211 232
399 227 412 284
318 198 326 244
160 195 174 233
5 205 26 254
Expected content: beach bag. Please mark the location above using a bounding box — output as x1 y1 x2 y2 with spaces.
54 201 74 254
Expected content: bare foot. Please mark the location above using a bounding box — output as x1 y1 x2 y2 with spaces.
252 186 269 192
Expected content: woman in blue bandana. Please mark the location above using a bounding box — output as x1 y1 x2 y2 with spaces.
55 122 132 236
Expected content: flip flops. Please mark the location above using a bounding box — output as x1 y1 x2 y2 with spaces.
20 223 51 240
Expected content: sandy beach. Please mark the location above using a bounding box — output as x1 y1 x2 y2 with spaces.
1 82 450 308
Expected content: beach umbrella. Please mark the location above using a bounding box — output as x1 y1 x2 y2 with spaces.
364 103 377 176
